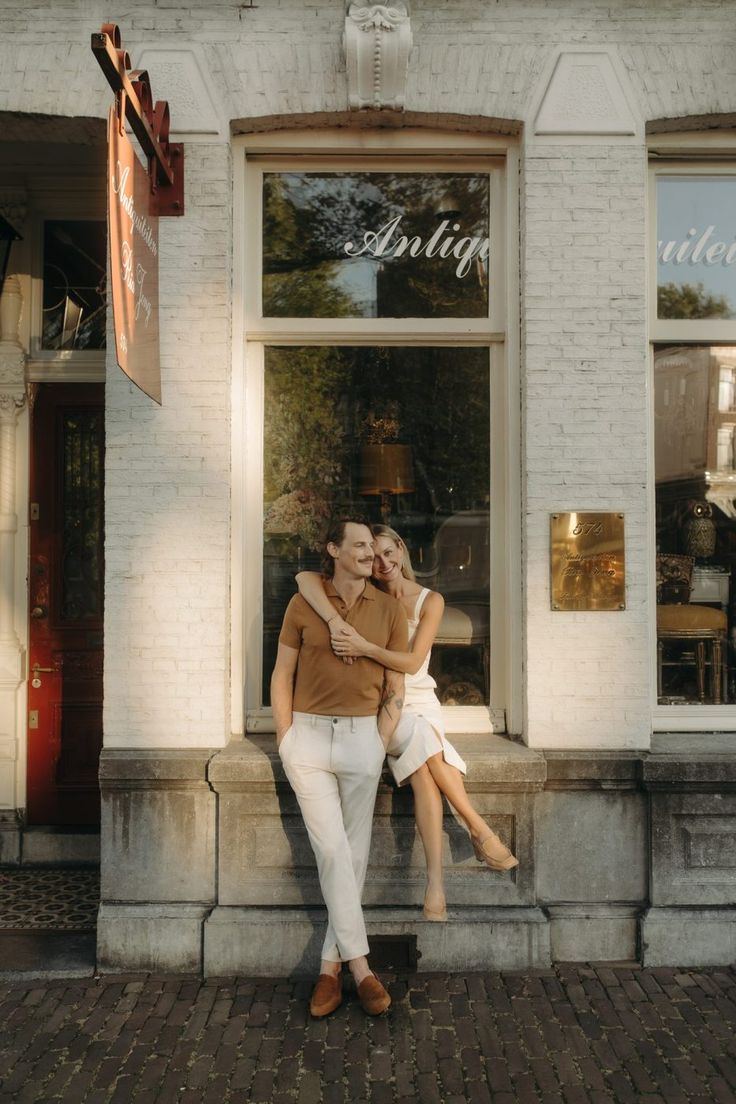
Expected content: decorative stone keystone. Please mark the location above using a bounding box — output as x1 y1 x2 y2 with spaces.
533 48 638 137
344 3 412 111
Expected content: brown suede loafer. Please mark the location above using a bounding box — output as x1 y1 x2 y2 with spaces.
356 973 391 1016
309 972 343 1018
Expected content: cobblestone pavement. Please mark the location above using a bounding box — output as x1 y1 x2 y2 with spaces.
1 964 736 1104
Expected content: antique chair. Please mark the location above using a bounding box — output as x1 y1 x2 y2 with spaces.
429 511 490 702
656 553 728 704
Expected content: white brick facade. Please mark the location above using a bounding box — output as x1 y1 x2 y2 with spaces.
2 0 736 759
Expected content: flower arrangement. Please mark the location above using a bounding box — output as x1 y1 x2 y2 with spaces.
264 489 331 552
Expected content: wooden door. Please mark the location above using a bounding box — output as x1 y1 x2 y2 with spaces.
27 384 104 825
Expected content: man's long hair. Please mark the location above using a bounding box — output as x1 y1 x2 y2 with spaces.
321 514 373 577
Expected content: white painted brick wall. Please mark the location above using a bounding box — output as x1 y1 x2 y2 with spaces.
103 142 232 749
522 140 650 748
2 1 736 750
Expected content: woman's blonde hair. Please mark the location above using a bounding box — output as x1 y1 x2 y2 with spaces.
371 524 416 582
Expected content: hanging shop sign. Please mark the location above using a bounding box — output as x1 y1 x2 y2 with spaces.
550 512 626 611
91 22 185 404
107 110 161 403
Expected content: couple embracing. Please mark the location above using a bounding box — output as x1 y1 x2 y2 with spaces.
270 516 518 1019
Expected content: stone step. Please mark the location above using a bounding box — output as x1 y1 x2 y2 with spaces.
21 828 100 867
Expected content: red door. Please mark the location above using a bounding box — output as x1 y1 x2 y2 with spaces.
27 383 104 825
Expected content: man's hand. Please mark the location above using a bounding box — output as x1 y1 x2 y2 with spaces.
271 643 299 746
377 668 405 748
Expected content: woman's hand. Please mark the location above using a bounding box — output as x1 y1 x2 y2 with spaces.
327 614 354 664
331 623 371 659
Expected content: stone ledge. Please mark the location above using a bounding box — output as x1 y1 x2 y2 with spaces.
643 758 736 789
203 905 550 975
544 752 643 790
209 734 547 791
99 748 217 783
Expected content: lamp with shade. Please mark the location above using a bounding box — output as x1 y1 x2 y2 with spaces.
359 443 415 523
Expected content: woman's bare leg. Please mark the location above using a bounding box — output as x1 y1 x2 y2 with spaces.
424 752 492 843
408 763 445 909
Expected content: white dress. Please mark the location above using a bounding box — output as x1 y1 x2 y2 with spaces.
385 588 468 786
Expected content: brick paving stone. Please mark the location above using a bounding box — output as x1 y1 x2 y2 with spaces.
465 1082 493 1104
415 1071 443 1104
712 1079 736 1104
0 965 735 1103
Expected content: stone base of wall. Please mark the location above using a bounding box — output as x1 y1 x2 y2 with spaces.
97 735 736 974
0 813 21 864
203 906 550 976
97 904 210 973
640 908 736 967
547 904 641 963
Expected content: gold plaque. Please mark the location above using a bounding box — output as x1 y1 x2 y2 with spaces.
550 512 625 611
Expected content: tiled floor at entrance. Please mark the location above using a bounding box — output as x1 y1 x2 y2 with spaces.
0 868 99 930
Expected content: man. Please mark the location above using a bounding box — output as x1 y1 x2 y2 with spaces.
271 516 408 1017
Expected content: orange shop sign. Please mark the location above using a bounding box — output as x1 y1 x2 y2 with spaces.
107 109 161 404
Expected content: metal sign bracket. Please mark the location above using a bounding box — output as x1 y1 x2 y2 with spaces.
92 23 184 217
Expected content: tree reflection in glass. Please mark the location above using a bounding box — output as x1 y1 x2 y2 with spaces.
262 345 491 706
262 173 490 318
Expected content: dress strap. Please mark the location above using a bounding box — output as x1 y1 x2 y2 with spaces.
412 587 431 621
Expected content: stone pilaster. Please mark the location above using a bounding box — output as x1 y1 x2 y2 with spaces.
0 272 27 819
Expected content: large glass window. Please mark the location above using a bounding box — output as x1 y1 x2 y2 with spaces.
243 150 509 732
262 172 490 318
262 345 490 705
653 167 736 712
655 344 736 705
657 177 736 321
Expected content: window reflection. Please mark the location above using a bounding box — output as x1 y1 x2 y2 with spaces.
42 221 106 351
262 345 490 705
657 177 736 320
655 344 736 704
262 173 490 319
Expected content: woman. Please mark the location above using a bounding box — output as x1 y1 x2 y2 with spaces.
296 524 518 922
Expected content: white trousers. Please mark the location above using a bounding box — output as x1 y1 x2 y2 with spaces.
278 711 385 962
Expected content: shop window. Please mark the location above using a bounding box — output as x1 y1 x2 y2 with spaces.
42 220 106 351
653 168 736 710
262 345 490 706
242 150 511 731
262 172 490 318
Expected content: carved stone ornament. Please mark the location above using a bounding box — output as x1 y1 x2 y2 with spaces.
344 2 412 111
0 275 26 417
533 49 638 137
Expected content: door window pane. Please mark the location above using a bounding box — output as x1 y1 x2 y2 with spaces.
42 220 107 350
657 177 736 320
262 173 490 318
655 344 736 704
263 345 490 706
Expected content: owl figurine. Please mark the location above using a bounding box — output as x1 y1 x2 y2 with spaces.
684 500 717 560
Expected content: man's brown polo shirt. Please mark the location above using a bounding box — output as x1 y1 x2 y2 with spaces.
279 579 408 716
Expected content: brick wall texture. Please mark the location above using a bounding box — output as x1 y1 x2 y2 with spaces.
1 0 735 748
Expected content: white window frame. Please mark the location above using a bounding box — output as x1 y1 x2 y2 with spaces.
230 129 521 739
649 149 736 729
